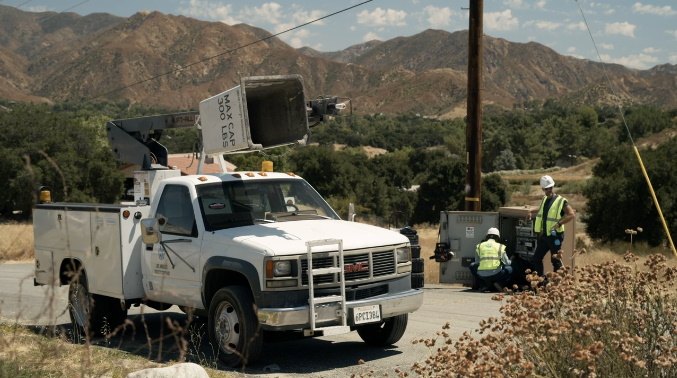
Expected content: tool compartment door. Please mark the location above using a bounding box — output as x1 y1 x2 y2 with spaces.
88 209 124 297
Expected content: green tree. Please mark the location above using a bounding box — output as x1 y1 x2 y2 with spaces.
412 155 466 224
0 103 123 218
583 139 677 246
481 173 509 211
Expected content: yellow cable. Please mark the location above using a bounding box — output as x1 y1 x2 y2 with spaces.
632 146 676 256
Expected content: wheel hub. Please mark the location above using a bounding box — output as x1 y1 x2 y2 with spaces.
215 302 240 354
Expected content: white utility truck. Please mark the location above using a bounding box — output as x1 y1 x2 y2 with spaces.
33 75 423 367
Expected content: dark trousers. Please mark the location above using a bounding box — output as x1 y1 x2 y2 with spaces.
469 263 513 289
531 233 563 276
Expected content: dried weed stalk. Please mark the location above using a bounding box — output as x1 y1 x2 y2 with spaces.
410 252 676 377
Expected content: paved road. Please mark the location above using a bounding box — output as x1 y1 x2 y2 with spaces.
0 262 502 377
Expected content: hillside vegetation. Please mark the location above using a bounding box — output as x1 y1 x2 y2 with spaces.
0 99 675 249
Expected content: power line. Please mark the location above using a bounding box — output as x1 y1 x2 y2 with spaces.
14 0 34 8
38 1 94 23
573 0 676 256
56 0 93 15
92 0 374 101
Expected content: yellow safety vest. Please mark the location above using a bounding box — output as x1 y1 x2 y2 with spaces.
476 240 504 271
534 195 566 234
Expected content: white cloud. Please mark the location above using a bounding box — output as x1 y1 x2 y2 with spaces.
363 32 382 42
178 0 239 24
240 2 283 25
534 1 547 10
357 8 407 27
503 0 524 7
669 54 677 64
586 2 616 15
599 43 614 50
567 46 577 53
566 21 586 31
286 29 310 48
642 47 660 54
601 53 658 69
485 10 519 31
632 2 677 16
26 6 49 12
534 21 561 31
605 22 636 37
423 6 454 29
668 30 677 39
290 9 326 26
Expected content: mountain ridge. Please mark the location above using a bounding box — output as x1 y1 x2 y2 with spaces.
0 5 675 116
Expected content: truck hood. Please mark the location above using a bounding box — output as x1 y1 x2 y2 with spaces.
212 220 408 255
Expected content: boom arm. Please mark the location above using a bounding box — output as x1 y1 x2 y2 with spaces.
106 76 351 170
106 112 198 169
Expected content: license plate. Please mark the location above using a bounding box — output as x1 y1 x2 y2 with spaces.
353 305 381 324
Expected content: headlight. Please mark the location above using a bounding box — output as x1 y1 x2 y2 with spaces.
264 259 298 288
396 246 411 263
273 260 291 276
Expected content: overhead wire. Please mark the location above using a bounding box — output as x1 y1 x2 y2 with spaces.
37 1 94 23
14 0 33 8
573 0 675 255
91 0 374 101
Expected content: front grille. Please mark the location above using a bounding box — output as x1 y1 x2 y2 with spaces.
301 249 396 286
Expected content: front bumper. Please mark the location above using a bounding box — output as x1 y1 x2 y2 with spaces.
257 288 423 330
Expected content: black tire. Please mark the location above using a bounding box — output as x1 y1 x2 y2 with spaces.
411 272 425 289
411 257 424 273
356 314 408 346
98 296 128 334
208 286 263 367
68 273 91 342
411 245 421 259
68 273 127 340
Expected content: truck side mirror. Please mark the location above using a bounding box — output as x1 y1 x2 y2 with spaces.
141 218 162 245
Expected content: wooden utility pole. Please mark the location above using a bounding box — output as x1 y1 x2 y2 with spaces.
465 0 483 211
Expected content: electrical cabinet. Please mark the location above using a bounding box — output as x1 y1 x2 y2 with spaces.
437 207 575 285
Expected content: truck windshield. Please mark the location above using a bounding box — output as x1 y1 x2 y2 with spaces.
196 179 340 230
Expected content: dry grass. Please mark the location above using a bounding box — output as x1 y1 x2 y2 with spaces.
0 222 33 262
416 225 440 284
0 323 234 377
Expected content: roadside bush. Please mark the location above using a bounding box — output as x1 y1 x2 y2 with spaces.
410 252 676 377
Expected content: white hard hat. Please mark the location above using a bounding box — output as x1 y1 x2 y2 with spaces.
540 175 555 189
487 227 500 238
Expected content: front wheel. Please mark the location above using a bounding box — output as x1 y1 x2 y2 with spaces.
208 286 262 367
356 314 408 346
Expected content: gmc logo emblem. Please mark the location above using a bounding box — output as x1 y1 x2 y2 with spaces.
344 262 369 273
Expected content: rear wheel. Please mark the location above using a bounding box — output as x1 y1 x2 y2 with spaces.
68 272 127 341
68 273 100 341
356 314 408 346
208 286 262 367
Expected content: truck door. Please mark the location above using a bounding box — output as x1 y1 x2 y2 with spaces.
143 184 203 308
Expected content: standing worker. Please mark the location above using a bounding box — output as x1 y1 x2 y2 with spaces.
531 175 575 276
469 228 512 291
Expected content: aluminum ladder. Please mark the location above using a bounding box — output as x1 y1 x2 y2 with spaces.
304 239 350 336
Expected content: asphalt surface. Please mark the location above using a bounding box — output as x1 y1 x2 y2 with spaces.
0 262 502 377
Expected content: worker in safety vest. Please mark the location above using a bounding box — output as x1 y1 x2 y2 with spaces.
531 175 576 276
469 227 512 291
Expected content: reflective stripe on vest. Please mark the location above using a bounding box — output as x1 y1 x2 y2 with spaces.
534 195 566 233
477 240 503 271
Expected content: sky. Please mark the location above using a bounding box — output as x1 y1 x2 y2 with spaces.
9 0 677 70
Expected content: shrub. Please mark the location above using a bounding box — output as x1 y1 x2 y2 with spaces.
410 252 676 377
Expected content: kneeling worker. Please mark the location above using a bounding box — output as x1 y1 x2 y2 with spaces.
469 228 512 291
